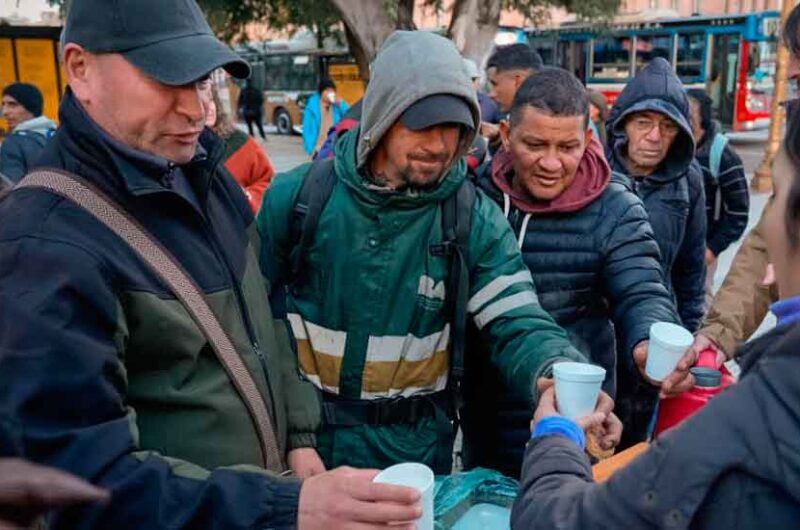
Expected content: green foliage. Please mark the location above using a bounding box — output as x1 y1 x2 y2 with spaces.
46 0 340 44
48 0 619 42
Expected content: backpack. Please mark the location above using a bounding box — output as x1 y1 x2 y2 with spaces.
287 157 476 472
708 133 730 222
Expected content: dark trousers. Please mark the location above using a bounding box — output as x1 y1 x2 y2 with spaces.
244 112 266 139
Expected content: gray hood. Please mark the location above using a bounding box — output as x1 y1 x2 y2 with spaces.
356 30 480 169
14 115 57 136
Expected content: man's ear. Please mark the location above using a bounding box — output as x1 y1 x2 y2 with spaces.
585 123 594 145
500 119 512 151
62 44 92 103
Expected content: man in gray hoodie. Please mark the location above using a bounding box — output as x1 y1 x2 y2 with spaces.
1 82 57 182
258 30 617 473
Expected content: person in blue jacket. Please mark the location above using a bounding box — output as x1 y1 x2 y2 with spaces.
302 78 349 157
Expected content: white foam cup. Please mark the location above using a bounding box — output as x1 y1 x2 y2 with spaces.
373 462 434 530
553 362 606 420
645 322 694 382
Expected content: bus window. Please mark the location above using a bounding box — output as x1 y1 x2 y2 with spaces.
264 54 318 92
745 40 778 115
635 34 672 73
676 33 705 80
592 36 631 79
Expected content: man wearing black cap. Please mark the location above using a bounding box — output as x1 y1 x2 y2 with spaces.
258 31 596 472
0 1 423 529
0 82 57 182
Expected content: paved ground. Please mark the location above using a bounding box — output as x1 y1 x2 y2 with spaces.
239 126 310 174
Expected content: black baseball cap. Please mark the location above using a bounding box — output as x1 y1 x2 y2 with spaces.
401 94 475 131
62 0 250 86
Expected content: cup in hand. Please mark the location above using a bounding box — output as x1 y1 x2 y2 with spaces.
553 362 607 420
373 462 434 530
645 322 694 382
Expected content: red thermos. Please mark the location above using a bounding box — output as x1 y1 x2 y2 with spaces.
654 348 735 437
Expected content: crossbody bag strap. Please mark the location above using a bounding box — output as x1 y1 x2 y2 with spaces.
18 169 285 473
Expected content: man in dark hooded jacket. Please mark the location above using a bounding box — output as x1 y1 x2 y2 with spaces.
464 69 683 478
606 58 706 446
606 58 706 332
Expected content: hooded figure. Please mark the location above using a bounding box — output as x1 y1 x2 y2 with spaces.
466 69 678 478
606 57 707 447
606 58 706 331
258 31 588 472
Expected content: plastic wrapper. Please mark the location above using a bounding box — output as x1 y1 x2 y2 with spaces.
434 468 518 529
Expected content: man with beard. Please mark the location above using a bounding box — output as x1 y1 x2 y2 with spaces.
257 31 611 472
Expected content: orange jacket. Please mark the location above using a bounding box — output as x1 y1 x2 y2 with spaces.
223 130 274 213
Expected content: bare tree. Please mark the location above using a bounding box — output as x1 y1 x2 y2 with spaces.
328 0 396 81
448 0 503 66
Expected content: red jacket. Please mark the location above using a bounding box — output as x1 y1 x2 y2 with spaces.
223 130 274 213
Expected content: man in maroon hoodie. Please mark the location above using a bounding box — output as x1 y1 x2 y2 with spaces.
462 68 686 478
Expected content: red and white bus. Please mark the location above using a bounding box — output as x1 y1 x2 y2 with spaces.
528 11 780 131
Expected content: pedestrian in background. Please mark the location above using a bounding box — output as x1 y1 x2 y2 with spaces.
0 82 57 182
207 85 274 213
483 44 542 149
238 78 266 140
302 77 349 157
463 57 503 127
587 89 609 147
687 88 750 310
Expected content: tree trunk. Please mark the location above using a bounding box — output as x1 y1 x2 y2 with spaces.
330 0 396 82
396 0 417 30
447 0 503 70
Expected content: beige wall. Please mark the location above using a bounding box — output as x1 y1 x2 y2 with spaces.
413 0 783 30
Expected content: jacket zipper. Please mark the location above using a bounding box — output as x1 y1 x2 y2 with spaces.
163 162 279 431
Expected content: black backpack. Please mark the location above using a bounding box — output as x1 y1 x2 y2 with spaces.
287 158 476 470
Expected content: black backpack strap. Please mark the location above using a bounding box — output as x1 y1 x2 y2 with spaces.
439 180 477 408
289 158 336 289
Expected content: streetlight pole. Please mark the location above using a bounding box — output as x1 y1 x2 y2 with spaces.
752 0 796 193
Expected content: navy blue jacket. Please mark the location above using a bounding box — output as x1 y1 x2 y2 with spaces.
462 162 679 478
0 92 304 529
511 322 800 529
606 58 707 332
0 116 56 183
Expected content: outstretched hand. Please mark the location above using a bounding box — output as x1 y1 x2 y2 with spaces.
533 378 622 451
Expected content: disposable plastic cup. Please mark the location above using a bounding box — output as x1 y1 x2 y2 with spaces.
645 322 694 382
373 462 434 530
553 362 606 420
